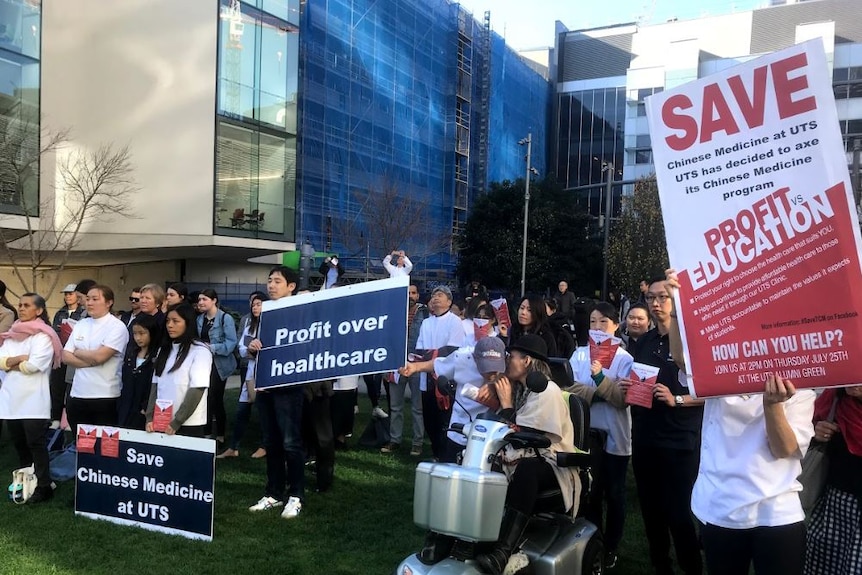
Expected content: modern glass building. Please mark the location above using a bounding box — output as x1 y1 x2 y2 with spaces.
215 0 300 242
297 0 550 278
553 0 862 219
0 0 40 218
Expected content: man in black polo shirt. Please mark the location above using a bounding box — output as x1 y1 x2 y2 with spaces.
630 277 704 575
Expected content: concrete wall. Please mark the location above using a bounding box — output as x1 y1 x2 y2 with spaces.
40 0 219 240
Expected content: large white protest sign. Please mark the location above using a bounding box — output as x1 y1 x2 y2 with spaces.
647 39 862 397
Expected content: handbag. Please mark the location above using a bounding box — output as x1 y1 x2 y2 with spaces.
8 465 37 504
798 395 840 515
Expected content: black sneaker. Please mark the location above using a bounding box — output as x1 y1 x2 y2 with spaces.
28 486 54 504
605 551 618 569
380 442 401 454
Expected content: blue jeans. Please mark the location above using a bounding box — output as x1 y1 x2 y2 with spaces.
258 387 305 501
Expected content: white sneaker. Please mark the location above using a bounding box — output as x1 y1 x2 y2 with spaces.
372 406 389 419
281 496 302 519
249 496 283 512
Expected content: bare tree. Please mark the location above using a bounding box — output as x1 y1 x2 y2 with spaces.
333 180 452 269
0 106 138 294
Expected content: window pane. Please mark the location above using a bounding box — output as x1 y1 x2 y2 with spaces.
218 1 258 120
636 134 651 148
834 67 849 82
0 0 40 60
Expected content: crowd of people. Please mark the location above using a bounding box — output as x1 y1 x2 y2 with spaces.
0 249 858 575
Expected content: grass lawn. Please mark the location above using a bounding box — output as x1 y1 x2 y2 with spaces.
0 391 658 575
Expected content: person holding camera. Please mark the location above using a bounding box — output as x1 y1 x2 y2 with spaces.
383 249 413 277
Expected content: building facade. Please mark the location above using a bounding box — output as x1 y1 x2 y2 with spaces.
297 0 550 280
553 0 862 218
0 0 548 309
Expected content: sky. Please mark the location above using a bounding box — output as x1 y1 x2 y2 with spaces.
455 0 771 50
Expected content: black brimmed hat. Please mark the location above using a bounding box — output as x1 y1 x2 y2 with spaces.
508 334 549 364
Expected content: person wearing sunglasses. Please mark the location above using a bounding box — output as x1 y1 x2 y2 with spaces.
623 276 705 575
119 287 142 328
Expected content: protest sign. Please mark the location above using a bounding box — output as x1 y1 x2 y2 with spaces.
588 330 622 370
646 39 862 397
75 428 215 541
256 276 409 390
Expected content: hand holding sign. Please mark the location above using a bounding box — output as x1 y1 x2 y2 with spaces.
153 400 173 433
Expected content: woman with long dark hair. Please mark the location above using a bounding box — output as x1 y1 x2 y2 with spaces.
508 295 559 357
145 303 211 437
0 279 18 333
218 293 266 458
117 313 160 429
0 293 63 503
195 289 237 443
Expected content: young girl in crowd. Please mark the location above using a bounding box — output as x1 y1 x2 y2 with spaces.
218 293 266 458
146 304 212 436
117 313 159 429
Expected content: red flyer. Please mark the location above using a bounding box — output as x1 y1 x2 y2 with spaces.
473 318 494 341
626 362 661 408
647 40 862 397
588 330 621 369
100 427 120 458
77 425 98 454
153 400 173 433
490 298 511 329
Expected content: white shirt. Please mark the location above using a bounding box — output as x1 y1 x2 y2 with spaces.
415 310 466 391
333 374 360 391
433 346 486 445
65 314 129 399
0 332 54 419
569 345 634 456
691 390 816 529
383 255 413 277
153 343 212 427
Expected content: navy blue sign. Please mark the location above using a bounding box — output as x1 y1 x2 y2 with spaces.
75 428 215 541
257 277 409 389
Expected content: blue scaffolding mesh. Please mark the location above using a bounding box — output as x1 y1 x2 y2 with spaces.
297 0 549 280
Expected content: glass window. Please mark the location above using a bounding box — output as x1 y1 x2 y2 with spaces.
636 134 651 148
635 150 653 164
0 0 40 217
834 67 849 82
0 0 40 60
636 103 646 117
834 85 848 100
849 83 862 99
215 120 295 239
847 120 862 135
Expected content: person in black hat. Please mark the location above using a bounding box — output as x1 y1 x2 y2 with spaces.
474 334 580 574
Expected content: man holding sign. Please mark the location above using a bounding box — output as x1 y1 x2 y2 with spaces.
247 266 306 519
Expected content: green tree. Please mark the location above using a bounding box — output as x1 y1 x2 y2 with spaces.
457 178 602 296
607 175 669 295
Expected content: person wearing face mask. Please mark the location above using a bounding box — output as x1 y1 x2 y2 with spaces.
414 285 465 460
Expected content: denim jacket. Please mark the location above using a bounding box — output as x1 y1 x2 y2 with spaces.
197 309 238 380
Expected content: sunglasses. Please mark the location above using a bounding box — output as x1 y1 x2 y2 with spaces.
129 297 140 303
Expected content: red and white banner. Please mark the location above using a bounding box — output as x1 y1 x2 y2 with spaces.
646 39 862 397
